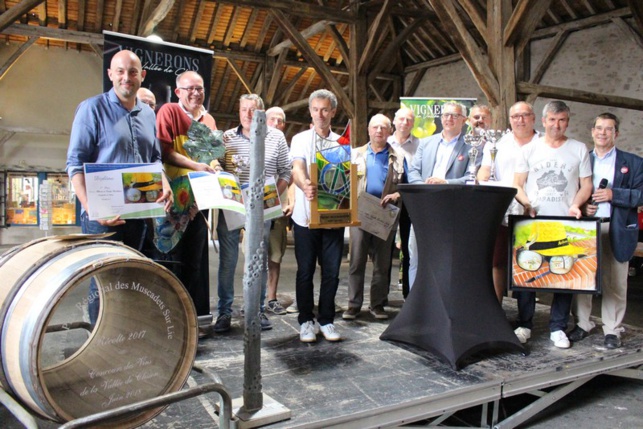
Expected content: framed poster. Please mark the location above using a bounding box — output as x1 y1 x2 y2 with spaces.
308 131 360 229
508 216 601 294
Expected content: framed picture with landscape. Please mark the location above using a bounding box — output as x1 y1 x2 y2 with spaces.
508 216 601 294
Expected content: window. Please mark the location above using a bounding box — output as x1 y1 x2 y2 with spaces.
6 173 39 225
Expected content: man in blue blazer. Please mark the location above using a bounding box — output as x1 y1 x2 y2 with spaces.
406 101 479 288
408 101 478 185
570 112 643 349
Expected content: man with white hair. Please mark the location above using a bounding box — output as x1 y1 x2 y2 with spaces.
343 114 405 321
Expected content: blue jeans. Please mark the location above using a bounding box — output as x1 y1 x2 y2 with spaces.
81 213 146 325
293 223 344 326
515 290 573 332
216 214 268 316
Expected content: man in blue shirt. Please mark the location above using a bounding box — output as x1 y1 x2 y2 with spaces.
342 114 406 321
66 49 172 323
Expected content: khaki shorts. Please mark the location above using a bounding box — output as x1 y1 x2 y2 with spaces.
269 216 289 263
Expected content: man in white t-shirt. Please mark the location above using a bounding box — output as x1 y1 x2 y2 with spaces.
290 89 345 343
513 100 593 349
478 101 540 303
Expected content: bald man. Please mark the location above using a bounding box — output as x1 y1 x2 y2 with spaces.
137 87 157 111
66 49 172 325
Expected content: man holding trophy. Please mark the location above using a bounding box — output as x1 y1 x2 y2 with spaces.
478 101 541 303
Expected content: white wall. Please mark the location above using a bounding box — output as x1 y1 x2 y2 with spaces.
0 45 103 170
0 45 102 244
411 22 643 155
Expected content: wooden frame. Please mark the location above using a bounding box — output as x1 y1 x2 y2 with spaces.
508 215 601 294
309 162 360 229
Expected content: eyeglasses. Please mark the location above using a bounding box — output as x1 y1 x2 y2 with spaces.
593 126 615 133
510 113 534 120
441 113 464 119
516 249 575 274
178 86 205 93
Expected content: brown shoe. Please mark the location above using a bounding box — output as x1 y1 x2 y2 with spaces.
369 305 388 320
342 307 360 320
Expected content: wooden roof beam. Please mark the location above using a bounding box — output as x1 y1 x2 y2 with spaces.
206 0 355 23
0 36 37 80
612 17 643 50
529 30 568 85
270 9 354 117
358 0 393 74
626 0 643 37
138 0 174 37
456 0 487 40
503 0 554 53
517 82 643 111
367 16 426 86
226 59 253 94
2 23 104 44
0 0 46 32
267 20 334 57
427 0 500 106
531 7 631 39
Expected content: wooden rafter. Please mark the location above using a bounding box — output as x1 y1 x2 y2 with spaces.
626 0 643 38
223 6 242 46
276 66 307 105
0 36 37 80
358 0 392 74
611 17 643 50
268 20 334 57
326 24 349 66
265 49 289 104
367 16 426 86
239 9 259 49
2 23 104 44
532 7 631 39
226 59 253 93
270 9 354 117
95 0 105 32
78 0 85 31
457 0 487 40
207 3 224 45
427 0 500 105
139 0 175 37
36 2 46 26
112 0 122 32
190 1 208 43
517 82 643 111
206 0 355 23
503 0 554 53
0 0 45 32
529 30 568 84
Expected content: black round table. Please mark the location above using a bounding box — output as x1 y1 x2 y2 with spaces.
381 184 525 369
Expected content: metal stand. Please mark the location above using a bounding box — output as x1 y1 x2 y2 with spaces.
0 365 235 429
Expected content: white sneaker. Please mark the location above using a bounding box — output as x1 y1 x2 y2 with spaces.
286 302 299 313
319 323 341 341
550 330 570 349
299 320 318 343
514 327 531 344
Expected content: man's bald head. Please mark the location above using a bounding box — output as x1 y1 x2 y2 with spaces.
137 88 156 110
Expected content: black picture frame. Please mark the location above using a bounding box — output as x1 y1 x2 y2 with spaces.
508 215 601 294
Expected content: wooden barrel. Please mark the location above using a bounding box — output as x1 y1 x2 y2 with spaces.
0 235 198 427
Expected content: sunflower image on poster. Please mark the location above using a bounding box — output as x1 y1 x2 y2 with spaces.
400 97 477 139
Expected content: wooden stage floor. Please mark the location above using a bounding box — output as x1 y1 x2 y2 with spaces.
2 298 642 428
156 298 643 429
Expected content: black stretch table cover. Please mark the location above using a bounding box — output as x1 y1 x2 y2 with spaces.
381 184 525 370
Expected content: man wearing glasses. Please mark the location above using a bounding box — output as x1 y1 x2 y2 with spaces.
513 100 593 349
156 71 218 337
571 113 643 349
478 101 540 303
406 102 477 289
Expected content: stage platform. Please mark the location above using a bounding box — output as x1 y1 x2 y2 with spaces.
2 256 643 428
151 298 642 429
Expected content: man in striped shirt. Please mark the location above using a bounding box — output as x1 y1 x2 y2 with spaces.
213 94 291 333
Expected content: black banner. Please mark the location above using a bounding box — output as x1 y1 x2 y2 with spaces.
103 31 213 111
